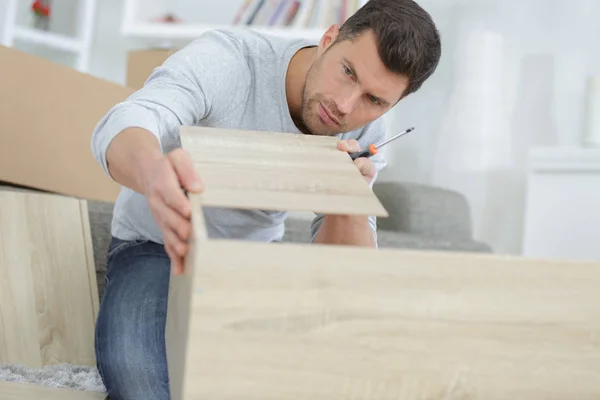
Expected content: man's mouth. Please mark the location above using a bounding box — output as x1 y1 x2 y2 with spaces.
318 103 340 126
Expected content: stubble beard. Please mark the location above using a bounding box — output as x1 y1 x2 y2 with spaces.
299 63 344 137
300 91 345 136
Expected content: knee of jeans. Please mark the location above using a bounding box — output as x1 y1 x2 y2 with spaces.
97 343 170 400
95 309 170 399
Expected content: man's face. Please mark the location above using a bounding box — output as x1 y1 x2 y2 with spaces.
300 29 410 136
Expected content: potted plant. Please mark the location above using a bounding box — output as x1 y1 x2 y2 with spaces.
31 0 51 30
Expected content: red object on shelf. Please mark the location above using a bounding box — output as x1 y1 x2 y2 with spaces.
31 0 51 17
155 13 183 23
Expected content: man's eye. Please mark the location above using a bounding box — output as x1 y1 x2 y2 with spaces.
369 95 380 104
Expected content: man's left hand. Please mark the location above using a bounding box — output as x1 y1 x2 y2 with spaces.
337 139 376 184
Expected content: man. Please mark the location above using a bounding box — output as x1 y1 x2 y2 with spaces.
91 0 440 398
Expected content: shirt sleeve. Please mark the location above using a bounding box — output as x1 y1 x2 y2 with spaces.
309 117 388 246
90 30 251 178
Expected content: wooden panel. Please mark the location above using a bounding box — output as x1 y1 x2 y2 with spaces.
180 126 388 217
179 240 600 399
0 190 98 367
79 200 100 318
0 380 107 400
0 194 40 366
166 197 207 400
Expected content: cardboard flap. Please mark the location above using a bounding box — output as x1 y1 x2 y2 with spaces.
126 48 177 90
0 45 132 202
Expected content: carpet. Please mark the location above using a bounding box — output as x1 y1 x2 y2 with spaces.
0 363 106 393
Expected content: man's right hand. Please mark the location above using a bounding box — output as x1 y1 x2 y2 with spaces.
105 128 203 275
143 148 203 275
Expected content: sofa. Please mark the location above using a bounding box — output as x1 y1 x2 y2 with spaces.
283 181 491 252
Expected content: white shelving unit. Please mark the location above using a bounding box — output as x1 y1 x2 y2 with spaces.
122 22 326 42
522 146 600 262
1 0 98 72
120 0 368 42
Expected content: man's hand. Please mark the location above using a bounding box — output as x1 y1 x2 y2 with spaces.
143 148 203 275
312 138 378 247
105 128 203 274
337 139 376 184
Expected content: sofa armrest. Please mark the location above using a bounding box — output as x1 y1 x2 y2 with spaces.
373 181 474 241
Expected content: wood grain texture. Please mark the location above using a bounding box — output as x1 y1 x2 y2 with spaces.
79 200 100 319
166 196 207 400
0 380 107 400
0 190 98 367
180 126 388 217
175 239 600 399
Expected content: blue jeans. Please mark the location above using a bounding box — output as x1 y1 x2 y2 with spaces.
94 237 171 400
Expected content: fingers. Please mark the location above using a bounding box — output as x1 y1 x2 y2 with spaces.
148 194 189 275
151 196 192 242
353 157 376 181
337 139 374 182
165 241 185 276
337 139 361 153
158 166 193 219
144 150 200 276
157 207 188 276
171 257 184 276
163 228 188 256
169 148 203 193
149 192 191 275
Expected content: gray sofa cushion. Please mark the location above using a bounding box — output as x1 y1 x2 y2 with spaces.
282 217 491 253
373 181 474 240
86 200 114 300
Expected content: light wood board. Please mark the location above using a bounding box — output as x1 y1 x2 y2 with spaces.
165 197 207 400
0 380 107 400
180 126 388 217
176 239 600 399
0 190 99 368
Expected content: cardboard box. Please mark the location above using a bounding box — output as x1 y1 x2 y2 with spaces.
126 48 177 90
0 45 133 203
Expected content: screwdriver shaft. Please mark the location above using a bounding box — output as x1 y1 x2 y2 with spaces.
374 127 414 150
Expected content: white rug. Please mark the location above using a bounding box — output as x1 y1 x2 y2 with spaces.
0 363 106 393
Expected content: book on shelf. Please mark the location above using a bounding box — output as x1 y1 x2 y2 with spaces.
232 0 363 29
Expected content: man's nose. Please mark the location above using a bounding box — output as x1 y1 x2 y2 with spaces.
334 87 360 115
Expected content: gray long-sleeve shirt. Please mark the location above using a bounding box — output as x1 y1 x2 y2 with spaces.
91 27 387 244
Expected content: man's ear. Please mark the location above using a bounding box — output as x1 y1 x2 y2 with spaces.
317 24 340 56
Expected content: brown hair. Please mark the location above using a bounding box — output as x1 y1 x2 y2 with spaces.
337 0 442 98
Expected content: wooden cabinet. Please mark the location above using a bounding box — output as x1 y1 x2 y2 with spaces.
0 189 99 368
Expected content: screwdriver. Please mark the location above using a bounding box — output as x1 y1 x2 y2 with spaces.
349 127 415 160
